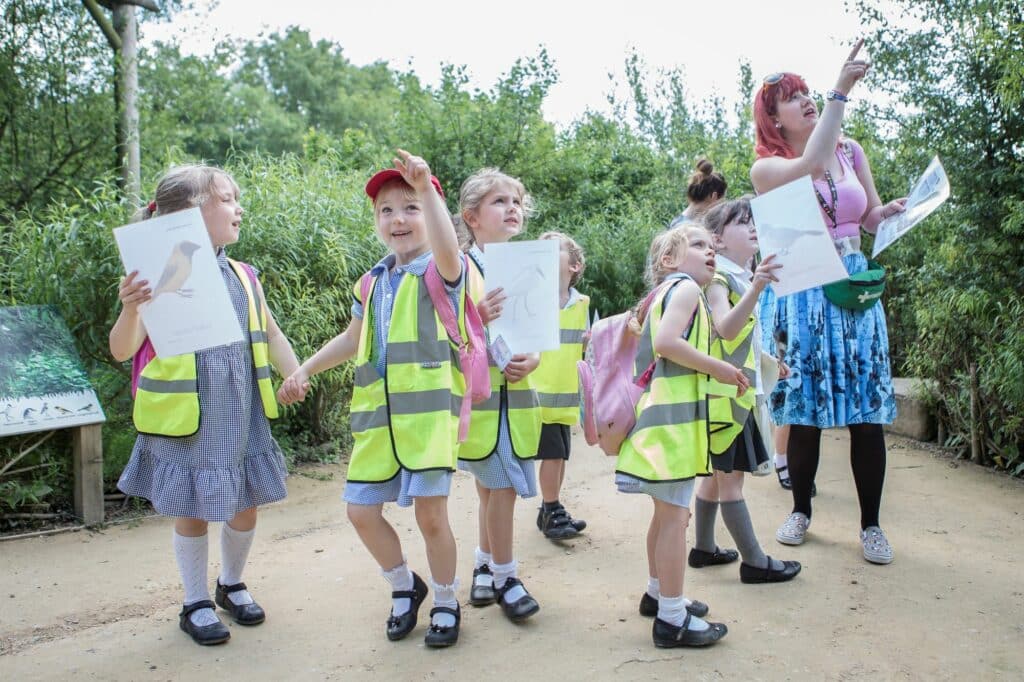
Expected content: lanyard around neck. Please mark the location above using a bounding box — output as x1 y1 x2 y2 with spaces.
814 170 838 230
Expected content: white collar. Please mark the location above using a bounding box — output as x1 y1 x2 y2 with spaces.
716 254 751 278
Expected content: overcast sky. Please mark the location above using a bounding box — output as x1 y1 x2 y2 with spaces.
144 0 877 127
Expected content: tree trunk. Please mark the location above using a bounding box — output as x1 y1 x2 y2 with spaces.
112 3 140 205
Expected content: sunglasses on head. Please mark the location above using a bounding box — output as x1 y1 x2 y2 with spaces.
762 73 784 91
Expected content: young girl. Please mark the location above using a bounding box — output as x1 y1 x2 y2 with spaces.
278 151 465 648
112 164 301 646
455 168 543 622
616 224 747 648
533 231 589 540
689 198 801 584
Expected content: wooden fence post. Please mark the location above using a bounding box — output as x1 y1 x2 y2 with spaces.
72 424 104 524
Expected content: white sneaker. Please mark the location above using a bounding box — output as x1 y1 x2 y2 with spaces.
776 512 810 546
860 526 894 564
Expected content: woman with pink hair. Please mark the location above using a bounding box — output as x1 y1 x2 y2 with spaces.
751 40 906 565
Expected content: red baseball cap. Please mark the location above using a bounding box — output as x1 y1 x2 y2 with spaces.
364 169 445 201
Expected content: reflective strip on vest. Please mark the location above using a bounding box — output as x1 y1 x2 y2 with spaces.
230 259 279 420
132 258 276 437
708 272 758 454
533 295 589 425
346 269 464 482
458 255 542 460
616 278 711 482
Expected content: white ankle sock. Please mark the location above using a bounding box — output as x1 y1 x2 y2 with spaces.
658 593 709 630
491 560 527 603
219 523 255 606
474 546 492 570
430 578 459 628
646 577 660 600
173 531 218 627
382 561 415 617
775 452 789 479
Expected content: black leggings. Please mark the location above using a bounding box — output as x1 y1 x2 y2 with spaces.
787 423 886 529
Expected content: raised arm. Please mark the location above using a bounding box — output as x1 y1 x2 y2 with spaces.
393 149 462 282
751 39 870 193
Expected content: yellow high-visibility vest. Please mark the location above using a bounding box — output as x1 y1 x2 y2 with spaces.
707 271 757 454
616 276 711 482
133 259 278 437
457 251 541 461
346 267 467 482
532 294 589 425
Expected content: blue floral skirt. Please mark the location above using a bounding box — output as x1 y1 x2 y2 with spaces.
760 252 897 428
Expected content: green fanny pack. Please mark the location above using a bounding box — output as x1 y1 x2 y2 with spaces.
823 260 886 311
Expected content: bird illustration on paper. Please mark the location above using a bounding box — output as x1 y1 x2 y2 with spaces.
55 405 73 415
151 241 202 302
22 407 36 420
1 403 12 421
78 403 95 412
761 224 822 257
503 265 546 321
39 402 49 417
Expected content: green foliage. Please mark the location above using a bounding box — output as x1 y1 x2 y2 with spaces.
858 0 1024 471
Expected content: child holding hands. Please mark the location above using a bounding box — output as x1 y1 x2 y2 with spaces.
278 151 465 648
113 165 301 646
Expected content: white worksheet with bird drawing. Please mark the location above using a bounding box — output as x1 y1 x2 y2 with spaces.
483 239 560 354
750 175 849 297
113 207 244 357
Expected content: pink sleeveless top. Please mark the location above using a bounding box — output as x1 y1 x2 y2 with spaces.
813 143 868 240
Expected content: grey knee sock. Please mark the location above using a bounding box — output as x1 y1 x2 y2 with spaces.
693 497 719 553
720 500 783 570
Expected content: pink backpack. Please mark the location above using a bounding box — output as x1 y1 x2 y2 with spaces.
131 260 260 397
360 253 490 443
577 285 664 456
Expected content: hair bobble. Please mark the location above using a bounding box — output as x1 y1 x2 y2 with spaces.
147 200 157 213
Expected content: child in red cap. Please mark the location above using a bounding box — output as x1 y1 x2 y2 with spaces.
279 150 466 648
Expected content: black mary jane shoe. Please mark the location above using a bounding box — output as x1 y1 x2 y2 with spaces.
652 613 728 648
638 592 709 619
688 546 739 568
215 580 266 625
496 577 540 622
179 600 231 646
470 564 496 607
424 605 461 648
386 572 428 641
739 556 802 584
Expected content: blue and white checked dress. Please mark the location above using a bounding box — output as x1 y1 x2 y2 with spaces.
343 251 462 507
456 246 537 499
118 250 288 521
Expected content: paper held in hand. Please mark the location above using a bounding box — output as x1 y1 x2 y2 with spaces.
750 176 849 297
112 207 244 357
483 239 560 354
872 156 950 258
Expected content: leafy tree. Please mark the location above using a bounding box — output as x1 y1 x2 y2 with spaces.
857 0 1024 470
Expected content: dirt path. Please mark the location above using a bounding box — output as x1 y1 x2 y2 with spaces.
2 431 1022 681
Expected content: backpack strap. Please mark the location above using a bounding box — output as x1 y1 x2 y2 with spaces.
423 254 480 442
423 255 466 349
358 271 374 306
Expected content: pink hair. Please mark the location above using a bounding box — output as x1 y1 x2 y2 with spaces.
753 72 809 159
